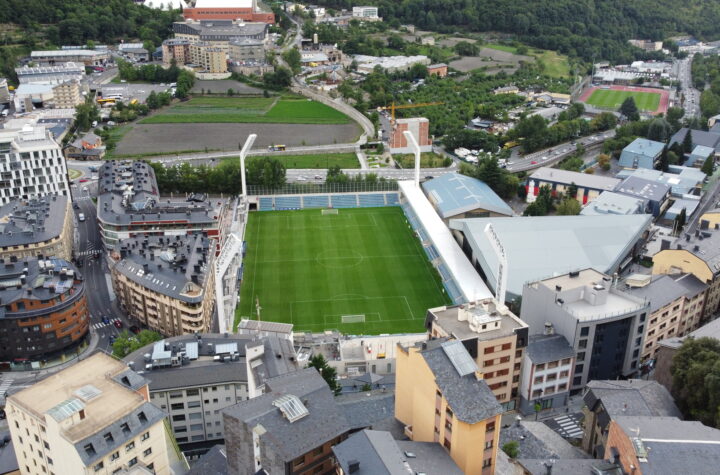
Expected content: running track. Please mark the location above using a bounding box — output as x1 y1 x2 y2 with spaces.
578 85 669 115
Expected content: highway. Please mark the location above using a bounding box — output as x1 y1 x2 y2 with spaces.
505 130 616 172
676 57 701 118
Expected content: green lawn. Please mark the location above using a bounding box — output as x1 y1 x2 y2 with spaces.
235 207 450 334
585 89 661 111
139 95 350 124
240 153 360 169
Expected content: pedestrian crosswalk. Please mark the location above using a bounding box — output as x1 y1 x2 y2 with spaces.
77 250 101 257
550 414 584 438
74 195 93 201
91 322 111 330
0 379 12 399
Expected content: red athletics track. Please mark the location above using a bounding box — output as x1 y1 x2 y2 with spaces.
578 85 669 115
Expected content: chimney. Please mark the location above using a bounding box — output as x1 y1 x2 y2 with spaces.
544 460 553 475
544 322 554 336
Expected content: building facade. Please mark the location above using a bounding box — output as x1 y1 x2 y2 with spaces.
6 353 178 474
182 0 274 23
389 117 432 154
30 49 109 66
0 126 70 206
189 43 228 73
15 63 85 85
162 39 192 67
229 39 265 63
526 167 621 205
173 20 268 57
426 299 528 411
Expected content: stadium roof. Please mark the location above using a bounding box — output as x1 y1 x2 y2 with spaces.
449 214 652 297
421 172 513 218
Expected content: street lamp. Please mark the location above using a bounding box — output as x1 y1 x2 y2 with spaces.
403 130 421 187
239 134 257 198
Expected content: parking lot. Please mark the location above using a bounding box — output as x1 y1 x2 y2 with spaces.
99 83 172 104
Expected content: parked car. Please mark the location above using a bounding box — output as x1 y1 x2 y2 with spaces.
113 319 123 329
79 178 89 183
78 213 85 222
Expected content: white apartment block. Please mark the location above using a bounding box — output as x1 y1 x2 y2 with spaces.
352 6 379 18
0 126 70 206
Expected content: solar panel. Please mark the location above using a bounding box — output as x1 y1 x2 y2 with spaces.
441 340 478 377
272 394 309 423
185 342 199 360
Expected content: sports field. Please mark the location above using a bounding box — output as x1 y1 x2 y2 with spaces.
236 207 451 334
584 88 661 111
140 95 350 124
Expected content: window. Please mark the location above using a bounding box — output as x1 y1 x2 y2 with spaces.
560 370 569 378
83 444 96 456
121 423 130 434
580 327 589 337
501 343 512 351
548 361 558 369
561 358 572 365
126 441 135 452
143 448 153 457
111 452 119 461
188 401 201 408
47 458 53 466
483 347 495 354
94 462 104 472
534 376 544 384
578 339 587 349
186 389 199 396
43 441 49 450
573 376 582 386
128 457 138 467
577 352 585 362
486 421 495 432
189 412 202 420
190 424 203 431
483 359 494 367
535 363 545 371
483 458 492 468
484 440 493 450
575 364 584 373
172 415 186 422
104 433 114 443
171 403 184 410
499 356 510 363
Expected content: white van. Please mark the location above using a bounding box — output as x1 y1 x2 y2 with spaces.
78 213 86 222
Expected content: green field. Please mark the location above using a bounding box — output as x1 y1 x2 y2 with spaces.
140 95 350 124
585 89 661 111
224 153 359 169
236 207 451 334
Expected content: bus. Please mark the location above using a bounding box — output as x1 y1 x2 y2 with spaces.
96 98 116 105
503 140 520 149
268 145 286 151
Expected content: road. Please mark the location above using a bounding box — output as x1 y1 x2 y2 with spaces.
676 57 701 118
505 130 616 172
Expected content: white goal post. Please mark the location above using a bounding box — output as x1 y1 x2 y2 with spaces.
321 209 339 215
341 314 365 323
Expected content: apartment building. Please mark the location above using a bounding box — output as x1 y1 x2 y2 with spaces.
223 368 351 475
352 6 380 19
48 80 84 109
653 213 720 318
229 38 265 63
97 160 219 249
389 117 431 154
0 256 88 364
426 299 528 411
0 126 70 206
0 195 73 262
625 273 707 361
395 339 503 474
6 353 178 475
173 20 268 56
518 331 575 415
123 333 298 448
162 39 192 67
189 43 228 73
111 234 216 336
521 269 650 390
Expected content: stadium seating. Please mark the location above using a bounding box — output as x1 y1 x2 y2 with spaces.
275 196 301 210
303 195 330 208
258 197 273 211
444 280 464 304
424 244 440 261
331 194 359 208
358 194 386 207
385 193 400 205
437 263 453 282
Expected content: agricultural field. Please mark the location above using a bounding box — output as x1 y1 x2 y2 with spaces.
236 207 450 334
585 88 661 111
139 95 350 124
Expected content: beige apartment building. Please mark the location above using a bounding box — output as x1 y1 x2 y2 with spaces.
6 353 181 475
189 43 227 73
426 299 528 411
50 79 84 109
111 234 216 337
0 195 73 262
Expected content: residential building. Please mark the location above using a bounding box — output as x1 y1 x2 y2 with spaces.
49 80 84 109
161 39 192 67
686 144 715 167
500 419 591 460
669 127 720 154
425 299 528 411
653 211 720 317
6 353 181 474
332 429 463 475
189 43 228 73
628 39 663 51
526 167 621 205
111 233 216 336
581 379 681 457
173 20 269 56
624 273 707 361
580 191 647 216
353 54 430 74
606 416 720 474
0 126 70 206
422 173 513 221
30 49 109 66
614 176 671 217
521 269 650 389
0 195 73 262
395 339 503 474
222 368 351 474
449 215 652 301
618 138 665 169
518 331 575 415
15 63 85 85
427 63 448 77
123 333 298 447
229 38 265 63
352 6 380 19
96 160 219 249
182 0 274 23
64 132 106 160
389 117 431 154
0 256 88 364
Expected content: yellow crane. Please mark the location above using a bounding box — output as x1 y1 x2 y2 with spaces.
377 101 444 122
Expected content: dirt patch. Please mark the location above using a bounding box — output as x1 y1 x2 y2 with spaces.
437 37 478 48
191 79 263 95
449 47 532 73
113 123 360 156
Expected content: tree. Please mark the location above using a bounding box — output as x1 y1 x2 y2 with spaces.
307 354 341 395
674 207 687 235
454 41 479 56
361 383 372 392
74 99 100 131
647 118 672 142
657 145 669 172
502 441 519 458
112 330 163 358
619 97 640 121
683 129 694 153
282 47 302 74
702 154 715 175
146 90 160 110
671 337 720 428
556 197 581 215
247 156 286 187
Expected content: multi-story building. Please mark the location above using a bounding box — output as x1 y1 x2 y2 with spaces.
0 195 73 262
389 117 431 154
625 273 707 361
123 333 298 448
518 330 575 415
96 160 219 249
0 256 88 364
526 167 621 205
352 6 380 19
189 43 228 73
223 368 351 475
15 63 85 85
111 233 216 336
581 379 682 458
229 38 266 63
6 352 179 474
161 39 192 67
48 80 84 109
426 299 528 411
395 339 503 474
653 212 720 318
30 49 109 66
0 126 70 206
182 0 274 23
173 20 268 57
521 269 650 390
618 138 665 169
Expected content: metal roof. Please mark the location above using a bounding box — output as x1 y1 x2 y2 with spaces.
621 138 665 158
441 340 478 376
580 191 646 216
422 172 513 218
529 167 620 191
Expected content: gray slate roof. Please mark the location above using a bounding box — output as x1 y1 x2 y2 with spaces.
526 334 575 365
222 368 350 462
669 128 720 151
624 274 690 313
501 421 589 460
615 176 671 202
0 195 68 248
420 341 502 424
336 391 394 430
187 445 228 475
517 459 623 475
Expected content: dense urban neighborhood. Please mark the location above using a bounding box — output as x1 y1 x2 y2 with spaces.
2 1 720 474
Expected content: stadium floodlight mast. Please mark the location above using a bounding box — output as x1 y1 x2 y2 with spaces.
239 134 257 198
403 130 421 187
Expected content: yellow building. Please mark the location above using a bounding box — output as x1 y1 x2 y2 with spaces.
396 339 503 474
189 42 228 73
50 79 84 109
426 299 528 411
6 353 183 475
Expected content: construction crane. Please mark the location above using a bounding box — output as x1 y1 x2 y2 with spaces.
377 101 444 122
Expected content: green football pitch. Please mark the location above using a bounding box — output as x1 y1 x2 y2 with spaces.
585 89 661 112
235 207 451 334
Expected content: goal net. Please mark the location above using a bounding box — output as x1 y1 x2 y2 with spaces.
341 314 365 323
321 209 339 215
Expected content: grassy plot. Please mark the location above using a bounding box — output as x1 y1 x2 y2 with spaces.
236 207 450 334
230 153 360 169
585 89 661 111
485 43 571 78
395 152 452 168
140 95 350 124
